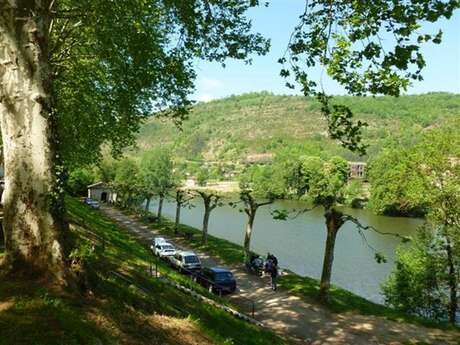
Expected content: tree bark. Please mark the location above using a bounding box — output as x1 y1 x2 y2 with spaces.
0 1 67 282
157 195 164 220
318 208 344 303
145 197 151 212
175 201 181 234
445 237 458 324
243 208 256 261
202 200 211 244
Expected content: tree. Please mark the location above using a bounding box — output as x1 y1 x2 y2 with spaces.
112 159 141 209
196 190 222 244
67 168 95 196
280 0 459 154
173 189 194 234
295 156 350 302
383 225 455 321
192 167 223 244
0 0 268 282
140 148 178 219
282 155 394 303
383 123 460 324
238 164 284 260
368 148 428 217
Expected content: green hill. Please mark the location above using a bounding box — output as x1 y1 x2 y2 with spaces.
135 92 460 162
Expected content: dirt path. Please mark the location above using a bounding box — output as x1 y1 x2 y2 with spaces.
101 206 460 345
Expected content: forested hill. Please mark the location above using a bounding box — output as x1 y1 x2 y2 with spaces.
135 92 460 162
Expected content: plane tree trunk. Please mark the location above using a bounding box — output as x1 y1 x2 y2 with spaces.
198 191 220 244
175 201 181 234
0 1 67 283
243 207 256 261
241 192 273 261
157 195 164 220
318 207 345 303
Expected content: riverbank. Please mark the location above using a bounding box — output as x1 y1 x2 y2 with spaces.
129 208 457 332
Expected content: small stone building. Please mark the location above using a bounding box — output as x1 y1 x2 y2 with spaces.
87 182 116 203
348 162 367 179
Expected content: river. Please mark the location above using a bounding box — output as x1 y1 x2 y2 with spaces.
148 198 422 304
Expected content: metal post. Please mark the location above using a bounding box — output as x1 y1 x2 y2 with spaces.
251 300 255 319
155 260 158 278
149 262 153 276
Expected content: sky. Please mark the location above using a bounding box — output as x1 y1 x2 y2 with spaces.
192 1 460 102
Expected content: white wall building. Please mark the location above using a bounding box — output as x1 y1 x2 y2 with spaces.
87 182 116 203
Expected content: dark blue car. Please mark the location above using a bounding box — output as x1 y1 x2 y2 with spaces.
197 267 237 294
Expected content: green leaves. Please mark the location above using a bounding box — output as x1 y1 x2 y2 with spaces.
51 0 269 168
140 147 179 196
281 0 459 98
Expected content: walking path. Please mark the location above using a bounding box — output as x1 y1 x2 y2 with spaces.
102 206 460 345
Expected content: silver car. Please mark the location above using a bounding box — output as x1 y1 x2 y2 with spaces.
168 251 201 273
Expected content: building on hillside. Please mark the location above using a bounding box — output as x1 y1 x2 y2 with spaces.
245 153 274 165
348 162 367 179
87 182 116 203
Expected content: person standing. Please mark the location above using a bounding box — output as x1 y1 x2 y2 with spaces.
270 264 278 291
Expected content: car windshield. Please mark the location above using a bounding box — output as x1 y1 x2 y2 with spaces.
184 255 199 264
162 245 174 251
215 272 234 281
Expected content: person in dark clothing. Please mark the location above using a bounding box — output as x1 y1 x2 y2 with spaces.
270 264 278 291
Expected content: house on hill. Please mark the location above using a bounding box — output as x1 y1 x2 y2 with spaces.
245 153 274 165
87 182 116 203
348 162 367 179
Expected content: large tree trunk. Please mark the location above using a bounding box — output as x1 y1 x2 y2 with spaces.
445 237 458 324
202 202 211 244
318 208 344 303
174 201 181 234
145 197 151 212
157 195 164 219
243 208 256 261
0 1 67 282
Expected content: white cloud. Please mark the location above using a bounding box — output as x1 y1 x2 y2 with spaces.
196 93 215 103
200 77 223 91
194 77 223 103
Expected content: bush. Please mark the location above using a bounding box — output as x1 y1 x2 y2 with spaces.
382 226 450 321
67 168 95 196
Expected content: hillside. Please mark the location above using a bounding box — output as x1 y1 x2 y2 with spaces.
135 92 460 162
0 198 285 345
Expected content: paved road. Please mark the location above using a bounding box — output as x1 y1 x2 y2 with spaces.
102 206 460 345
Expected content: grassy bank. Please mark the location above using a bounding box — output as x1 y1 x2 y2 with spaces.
134 211 458 331
0 198 286 345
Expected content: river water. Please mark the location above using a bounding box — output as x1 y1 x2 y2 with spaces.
148 198 422 304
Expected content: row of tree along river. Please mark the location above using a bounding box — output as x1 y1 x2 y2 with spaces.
148 197 421 304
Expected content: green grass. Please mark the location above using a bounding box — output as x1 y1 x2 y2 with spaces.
0 198 287 345
133 210 459 332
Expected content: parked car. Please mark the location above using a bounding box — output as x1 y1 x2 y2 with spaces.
168 251 201 273
84 198 100 209
152 242 176 258
197 267 237 294
153 237 167 246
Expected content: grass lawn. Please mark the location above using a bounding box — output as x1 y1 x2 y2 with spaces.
0 198 287 345
134 211 459 332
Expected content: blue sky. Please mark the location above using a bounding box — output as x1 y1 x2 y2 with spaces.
193 1 460 102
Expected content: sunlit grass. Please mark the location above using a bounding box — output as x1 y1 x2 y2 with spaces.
0 198 287 345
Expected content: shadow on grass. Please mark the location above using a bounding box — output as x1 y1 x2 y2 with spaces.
62 197 288 345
